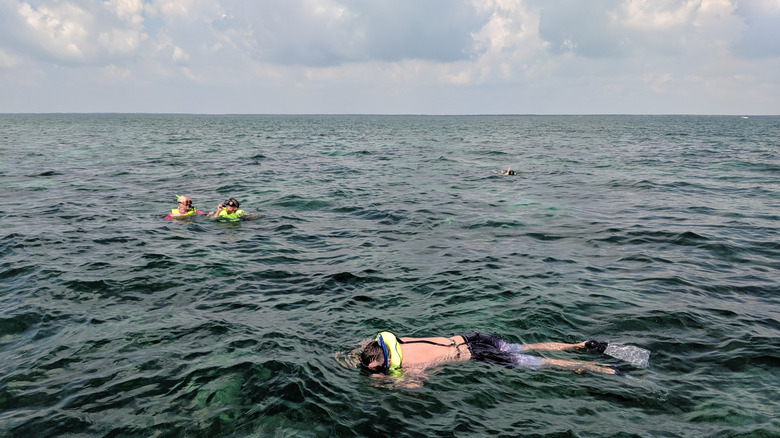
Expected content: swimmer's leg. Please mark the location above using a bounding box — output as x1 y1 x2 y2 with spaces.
540 358 622 375
493 345 622 375
500 341 587 353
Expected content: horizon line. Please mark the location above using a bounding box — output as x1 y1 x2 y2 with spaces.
0 112 775 117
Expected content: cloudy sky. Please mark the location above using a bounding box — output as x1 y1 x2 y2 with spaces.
1 0 778 114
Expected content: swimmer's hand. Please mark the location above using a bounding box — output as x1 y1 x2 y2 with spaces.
209 204 224 218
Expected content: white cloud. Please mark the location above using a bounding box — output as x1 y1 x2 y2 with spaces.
145 0 195 20
471 0 542 56
733 0 780 57
172 45 190 64
99 64 131 82
180 65 200 82
16 1 92 61
641 71 673 94
613 0 700 31
98 28 146 55
0 48 20 68
468 0 547 83
107 0 143 23
0 0 777 114
1 0 148 64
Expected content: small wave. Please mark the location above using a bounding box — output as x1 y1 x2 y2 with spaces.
319 270 389 289
27 170 63 177
525 232 565 241
466 220 526 230
617 254 673 264
351 208 410 225
273 195 331 210
0 311 42 337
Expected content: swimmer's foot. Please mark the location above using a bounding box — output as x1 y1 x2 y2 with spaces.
585 340 608 353
609 365 626 377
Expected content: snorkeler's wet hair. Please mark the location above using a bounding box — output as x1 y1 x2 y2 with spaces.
360 341 384 369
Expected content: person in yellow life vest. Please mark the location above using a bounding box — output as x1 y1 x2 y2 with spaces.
164 195 206 221
210 198 244 221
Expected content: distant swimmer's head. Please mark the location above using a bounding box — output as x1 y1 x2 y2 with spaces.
223 198 240 212
177 196 193 212
507 170 516 176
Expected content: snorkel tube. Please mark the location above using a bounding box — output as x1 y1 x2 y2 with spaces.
376 331 403 371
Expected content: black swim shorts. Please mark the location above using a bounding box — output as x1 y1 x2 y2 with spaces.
460 332 543 369
460 332 515 367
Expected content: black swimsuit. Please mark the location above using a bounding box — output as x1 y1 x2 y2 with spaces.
460 332 517 368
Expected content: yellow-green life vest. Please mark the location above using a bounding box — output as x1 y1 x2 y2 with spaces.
217 208 244 221
170 208 196 217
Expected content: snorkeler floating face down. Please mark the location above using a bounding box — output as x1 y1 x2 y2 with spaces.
357 331 650 382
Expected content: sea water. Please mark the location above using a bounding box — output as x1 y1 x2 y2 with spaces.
1 114 778 437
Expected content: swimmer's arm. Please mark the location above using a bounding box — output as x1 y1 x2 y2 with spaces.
392 368 429 389
364 368 429 389
519 341 588 352
209 204 223 218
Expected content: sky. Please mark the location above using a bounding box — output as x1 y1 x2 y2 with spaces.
1 0 779 114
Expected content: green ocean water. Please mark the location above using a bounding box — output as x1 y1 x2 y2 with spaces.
0 114 778 437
